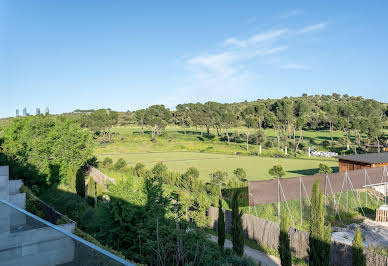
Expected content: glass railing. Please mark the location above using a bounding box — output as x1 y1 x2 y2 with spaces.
0 199 133 266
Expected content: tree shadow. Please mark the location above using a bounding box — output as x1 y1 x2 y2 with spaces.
1 152 253 265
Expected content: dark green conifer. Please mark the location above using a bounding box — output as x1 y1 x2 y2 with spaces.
231 191 244 256
217 198 225 251
352 228 366 266
279 214 292 266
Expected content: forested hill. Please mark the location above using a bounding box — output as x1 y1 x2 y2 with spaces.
120 94 388 131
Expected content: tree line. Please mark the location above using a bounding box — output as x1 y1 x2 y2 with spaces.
77 94 388 152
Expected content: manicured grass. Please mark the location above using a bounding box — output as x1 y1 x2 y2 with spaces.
96 151 337 181
95 125 341 181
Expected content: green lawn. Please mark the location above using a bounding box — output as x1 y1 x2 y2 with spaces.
95 125 343 181
96 151 337 181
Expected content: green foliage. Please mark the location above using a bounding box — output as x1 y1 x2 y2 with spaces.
269 165 285 178
102 157 113 167
0 115 94 188
113 158 126 170
144 105 172 138
231 191 244 257
181 167 199 191
75 168 86 197
233 168 247 182
134 162 145 177
318 163 333 174
309 180 331 266
80 109 118 140
152 161 168 181
210 170 228 196
218 198 226 251
88 178 96 205
352 228 366 266
279 214 292 266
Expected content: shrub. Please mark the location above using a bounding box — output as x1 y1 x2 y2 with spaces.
102 157 113 167
152 162 168 181
264 140 274 148
113 158 126 170
321 140 330 147
233 168 247 182
134 162 145 177
352 228 366 266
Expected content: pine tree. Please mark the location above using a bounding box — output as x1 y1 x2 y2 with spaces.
309 180 331 266
217 198 225 251
231 191 244 256
352 228 366 266
278 214 292 266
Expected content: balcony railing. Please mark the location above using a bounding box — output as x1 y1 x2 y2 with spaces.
0 199 133 266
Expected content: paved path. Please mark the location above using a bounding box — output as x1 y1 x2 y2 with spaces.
208 235 281 266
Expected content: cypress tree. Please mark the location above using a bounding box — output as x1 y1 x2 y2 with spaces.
75 168 85 197
88 178 96 206
217 198 225 251
352 228 366 266
279 214 292 266
231 191 244 256
309 180 331 266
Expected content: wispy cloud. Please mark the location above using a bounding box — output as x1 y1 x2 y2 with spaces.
180 21 327 100
279 10 303 19
298 22 328 34
224 29 288 48
280 63 310 70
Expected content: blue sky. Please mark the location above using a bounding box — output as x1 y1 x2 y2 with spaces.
1 1 387 117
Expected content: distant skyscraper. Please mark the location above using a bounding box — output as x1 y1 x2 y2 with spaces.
45 107 49 115
22 108 27 116
16 109 19 117
36 108 41 115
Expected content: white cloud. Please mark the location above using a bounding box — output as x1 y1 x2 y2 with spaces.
224 29 288 48
181 21 327 98
280 63 310 70
279 10 303 19
298 22 327 34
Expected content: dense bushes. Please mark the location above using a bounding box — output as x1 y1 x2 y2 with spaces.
0 115 94 190
38 172 253 265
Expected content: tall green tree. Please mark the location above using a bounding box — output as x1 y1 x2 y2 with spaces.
352 228 365 266
279 214 292 266
269 165 285 179
231 191 244 257
75 168 86 197
318 163 333 174
135 109 146 134
309 180 331 266
217 199 225 251
210 171 228 197
144 105 172 138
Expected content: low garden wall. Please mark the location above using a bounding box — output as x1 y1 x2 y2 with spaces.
207 206 388 266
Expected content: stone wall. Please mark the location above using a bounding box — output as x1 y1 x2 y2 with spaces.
207 207 388 266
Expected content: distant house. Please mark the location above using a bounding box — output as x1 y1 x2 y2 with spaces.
337 153 388 172
365 144 388 153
